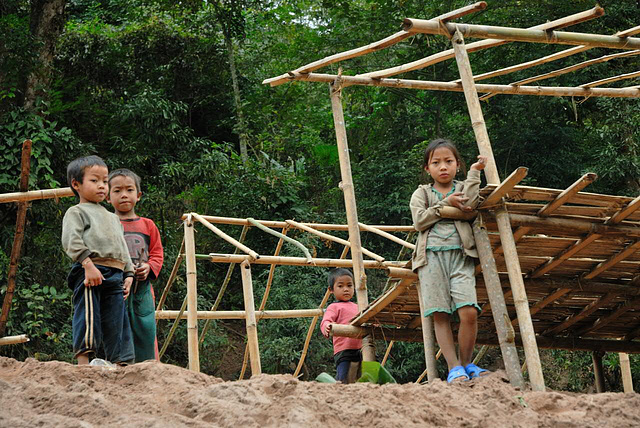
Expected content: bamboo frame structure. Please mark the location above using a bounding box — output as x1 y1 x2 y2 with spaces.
0 334 29 346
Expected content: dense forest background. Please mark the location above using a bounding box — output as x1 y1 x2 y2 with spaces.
1 0 639 392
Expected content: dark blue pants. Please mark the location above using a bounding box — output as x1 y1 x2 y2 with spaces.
334 349 362 382
69 264 128 363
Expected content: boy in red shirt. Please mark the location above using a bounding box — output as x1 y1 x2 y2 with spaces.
320 268 362 383
107 169 164 362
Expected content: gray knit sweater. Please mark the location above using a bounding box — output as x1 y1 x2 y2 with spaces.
62 202 134 276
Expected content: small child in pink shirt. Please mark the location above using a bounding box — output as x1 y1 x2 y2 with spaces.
320 268 362 382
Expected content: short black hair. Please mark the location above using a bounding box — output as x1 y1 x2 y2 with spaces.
67 155 107 197
108 168 142 193
328 268 354 290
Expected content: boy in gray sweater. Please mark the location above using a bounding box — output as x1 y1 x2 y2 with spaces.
62 155 134 365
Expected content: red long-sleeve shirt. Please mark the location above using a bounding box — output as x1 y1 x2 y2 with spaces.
320 301 362 355
120 217 163 280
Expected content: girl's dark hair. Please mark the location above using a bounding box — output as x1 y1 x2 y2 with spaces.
66 155 107 197
327 268 354 290
422 138 466 181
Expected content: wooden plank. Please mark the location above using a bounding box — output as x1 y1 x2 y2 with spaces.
351 277 415 325
543 293 617 335
478 167 528 208
583 240 640 280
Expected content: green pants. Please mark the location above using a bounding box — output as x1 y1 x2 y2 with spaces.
127 279 158 362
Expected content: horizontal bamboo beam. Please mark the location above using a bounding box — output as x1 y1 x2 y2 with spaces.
582 70 640 88
402 19 640 50
191 213 260 260
538 173 598 217
583 240 640 280
478 167 528 208
184 214 415 232
330 325 640 353
0 334 29 346
0 187 74 204
277 72 640 98
496 214 640 238
207 253 401 269
542 293 617 336
156 309 324 320
287 219 384 262
362 7 603 79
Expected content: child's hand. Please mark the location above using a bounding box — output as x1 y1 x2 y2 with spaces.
470 155 487 171
322 323 333 338
123 277 133 300
83 261 104 287
135 263 151 281
445 192 472 211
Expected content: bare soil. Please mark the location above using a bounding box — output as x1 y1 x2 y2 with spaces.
1 356 639 427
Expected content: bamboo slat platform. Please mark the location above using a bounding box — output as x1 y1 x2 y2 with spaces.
350 185 640 353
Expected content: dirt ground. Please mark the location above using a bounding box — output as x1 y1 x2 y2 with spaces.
1 356 639 427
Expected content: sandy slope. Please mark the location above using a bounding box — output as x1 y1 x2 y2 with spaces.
1 357 639 427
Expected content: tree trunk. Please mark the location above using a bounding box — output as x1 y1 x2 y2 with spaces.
23 0 67 110
224 33 249 162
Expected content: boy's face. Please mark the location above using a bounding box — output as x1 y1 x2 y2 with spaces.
107 175 141 216
331 275 355 302
72 165 109 204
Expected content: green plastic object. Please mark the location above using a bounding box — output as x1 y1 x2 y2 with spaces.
357 361 397 384
315 372 337 383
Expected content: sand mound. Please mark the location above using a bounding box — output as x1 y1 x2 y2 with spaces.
1 356 638 427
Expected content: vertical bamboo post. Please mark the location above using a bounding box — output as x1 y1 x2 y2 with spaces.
592 351 606 393
241 260 261 375
473 216 525 388
452 28 545 391
416 283 438 381
0 140 32 337
619 353 634 393
184 215 200 372
329 79 375 362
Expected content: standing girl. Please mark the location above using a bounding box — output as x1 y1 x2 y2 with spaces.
409 138 488 383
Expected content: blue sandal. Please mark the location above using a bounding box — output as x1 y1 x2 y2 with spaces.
464 363 489 379
447 365 470 384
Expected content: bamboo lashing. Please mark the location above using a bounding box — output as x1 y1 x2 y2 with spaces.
240 227 288 380
360 7 604 79
0 187 74 204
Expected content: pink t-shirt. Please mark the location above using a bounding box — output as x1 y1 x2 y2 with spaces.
320 301 362 355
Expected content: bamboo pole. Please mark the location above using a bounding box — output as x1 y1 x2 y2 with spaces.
294 245 350 378
158 296 187 359
492 214 640 238
579 296 640 336
263 2 488 87
281 72 640 99
207 253 407 269
381 341 394 367
453 30 544 391
416 280 438 382
582 70 640 88
200 225 249 347
360 7 603 79
247 218 311 261
478 167 528 208
240 227 288 379
592 351 606 392
543 293 617 336
358 222 415 250
240 260 261 375
191 213 259 260
583 240 640 280
0 139 32 337
156 239 185 313
403 19 640 51
473 216 525 388
619 353 634 393
184 216 200 372
287 219 384 262
0 334 29 346
157 309 324 320
330 78 375 362
0 187 74 204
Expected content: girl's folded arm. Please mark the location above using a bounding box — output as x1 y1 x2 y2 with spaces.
462 169 482 209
